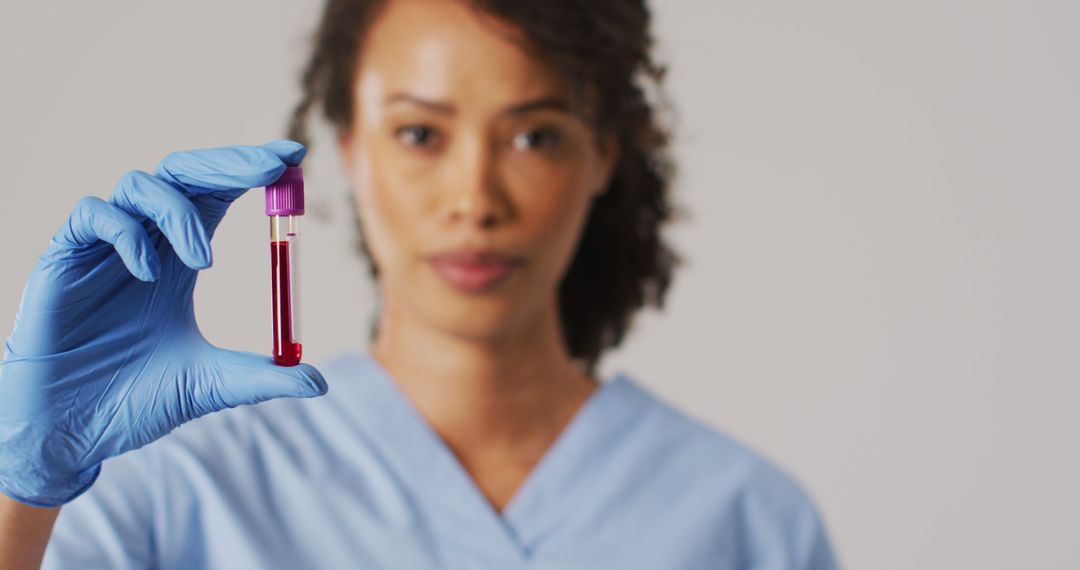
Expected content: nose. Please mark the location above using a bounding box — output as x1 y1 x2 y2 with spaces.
441 136 512 228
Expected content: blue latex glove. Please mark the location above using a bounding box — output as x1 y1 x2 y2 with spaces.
0 141 327 507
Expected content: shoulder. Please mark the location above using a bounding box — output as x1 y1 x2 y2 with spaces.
610 373 810 496
609 373 838 567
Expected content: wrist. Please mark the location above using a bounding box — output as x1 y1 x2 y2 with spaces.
0 492 61 570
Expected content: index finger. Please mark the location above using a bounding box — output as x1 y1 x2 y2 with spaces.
154 140 307 194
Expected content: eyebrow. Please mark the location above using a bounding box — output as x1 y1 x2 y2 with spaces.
385 93 572 117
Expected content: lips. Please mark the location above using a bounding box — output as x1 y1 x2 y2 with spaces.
427 250 523 294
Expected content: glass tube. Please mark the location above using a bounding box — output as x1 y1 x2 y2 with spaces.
270 214 302 366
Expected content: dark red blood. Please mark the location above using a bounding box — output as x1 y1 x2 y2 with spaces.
271 240 302 366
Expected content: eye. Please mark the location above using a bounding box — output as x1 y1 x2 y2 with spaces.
511 127 562 152
395 125 440 148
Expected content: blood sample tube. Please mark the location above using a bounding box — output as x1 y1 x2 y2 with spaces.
265 166 304 366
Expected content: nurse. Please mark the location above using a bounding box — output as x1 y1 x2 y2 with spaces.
0 0 839 568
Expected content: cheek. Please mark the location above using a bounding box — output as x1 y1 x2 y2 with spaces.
352 148 422 275
513 166 595 274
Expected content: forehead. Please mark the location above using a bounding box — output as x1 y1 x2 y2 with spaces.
356 0 569 107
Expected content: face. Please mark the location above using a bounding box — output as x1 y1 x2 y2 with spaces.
339 0 618 342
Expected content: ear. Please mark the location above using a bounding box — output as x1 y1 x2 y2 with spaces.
593 131 620 198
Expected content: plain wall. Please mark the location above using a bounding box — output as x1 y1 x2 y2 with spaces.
1 1 1076 567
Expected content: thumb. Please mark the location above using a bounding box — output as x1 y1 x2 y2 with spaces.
209 347 328 408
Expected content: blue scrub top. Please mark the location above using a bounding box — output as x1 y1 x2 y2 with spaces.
42 351 839 569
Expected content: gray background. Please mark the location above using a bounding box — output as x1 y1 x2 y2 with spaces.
1 1 1077 567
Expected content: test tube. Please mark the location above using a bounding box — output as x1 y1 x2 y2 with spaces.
265 166 304 366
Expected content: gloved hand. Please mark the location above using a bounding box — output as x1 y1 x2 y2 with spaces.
0 141 328 507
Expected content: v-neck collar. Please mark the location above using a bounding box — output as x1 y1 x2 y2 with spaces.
342 351 641 560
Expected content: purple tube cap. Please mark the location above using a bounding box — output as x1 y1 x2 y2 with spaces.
265 166 305 216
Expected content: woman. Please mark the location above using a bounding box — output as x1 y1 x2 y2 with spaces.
0 0 839 568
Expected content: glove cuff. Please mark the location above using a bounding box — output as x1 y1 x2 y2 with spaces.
0 463 102 508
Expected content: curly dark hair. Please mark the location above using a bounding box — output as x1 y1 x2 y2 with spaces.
287 0 680 375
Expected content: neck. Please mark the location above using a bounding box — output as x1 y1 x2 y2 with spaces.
369 299 597 449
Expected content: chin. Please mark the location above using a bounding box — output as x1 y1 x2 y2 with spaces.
422 290 532 342
409 271 549 343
